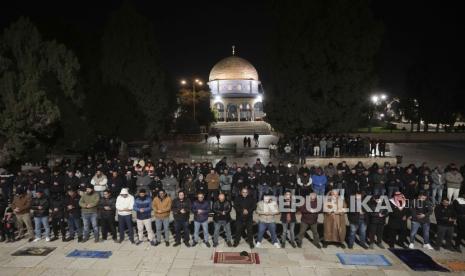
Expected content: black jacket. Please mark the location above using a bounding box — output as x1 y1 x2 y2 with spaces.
388 200 408 229
280 199 296 223
234 195 256 222
64 194 81 218
409 199 433 224
453 199 465 223
50 196 64 218
31 196 50 217
172 198 191 221
212 200 232 222
435 204 456 226
368 200 388 224
98 197 116 218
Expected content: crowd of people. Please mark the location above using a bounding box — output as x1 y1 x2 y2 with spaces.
0 155 464 253
274 135 388 162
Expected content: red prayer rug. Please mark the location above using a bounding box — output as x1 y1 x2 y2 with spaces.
213 252 260 264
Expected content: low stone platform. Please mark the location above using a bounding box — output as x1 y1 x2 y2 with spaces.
305 157 397 167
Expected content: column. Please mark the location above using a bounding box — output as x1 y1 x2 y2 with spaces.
251 100 255 121
237 104 240 122
223 101 227 122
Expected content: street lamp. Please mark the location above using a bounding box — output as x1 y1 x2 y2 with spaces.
180 78 203 121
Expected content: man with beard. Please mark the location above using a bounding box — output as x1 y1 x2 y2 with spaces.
50 193 66 241
172 190 191 247
233 188 256 248
98 190 117 242
11 186 34 242
63 169 80 193
108 171 125 198
116 188 135 244
212 192 233 247
79 184 100 242
347 191 369 249
64 188 82 242
31 189 50 242
435 198 456 251
408 191 433 250
134 189 155 245
387 192 408 248
153 189 172 246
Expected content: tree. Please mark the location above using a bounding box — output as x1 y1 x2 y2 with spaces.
101 2 176 140
0 17 82 166
178 88 215 127
265 0 383 134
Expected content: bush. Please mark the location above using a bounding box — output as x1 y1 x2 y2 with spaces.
175 116 200 134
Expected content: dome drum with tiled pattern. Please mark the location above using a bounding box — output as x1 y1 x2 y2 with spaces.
208 52 265 122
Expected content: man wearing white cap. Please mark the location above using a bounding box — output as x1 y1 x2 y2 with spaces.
116 188 135 243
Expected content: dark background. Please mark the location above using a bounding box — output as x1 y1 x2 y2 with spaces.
1 0 464 96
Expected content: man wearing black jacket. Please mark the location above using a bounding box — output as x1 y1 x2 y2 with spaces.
50 193 66 241
172 190 191 247
387 192 408 248
367 195 388 249
31 189 50 242
233 187 256 248
64 188 82 242
347 192 369 249
99 190 117 241
435 198 456 251
408 192 434 250
453 194 465 252
212 192 232 247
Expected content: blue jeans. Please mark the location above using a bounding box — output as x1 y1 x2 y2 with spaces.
257 222 278 244
348 220 367 247
313 186 325 196
410 221 430 245
213 220 232 244
82 212 98 240
387 186 399 198
272 186 283 197
194 221 209 243
34 216 50 239
174 219 189 243
67 216 82 238
281 222 295 242
155 218 170 242
118 214 134 242
431 185 443 205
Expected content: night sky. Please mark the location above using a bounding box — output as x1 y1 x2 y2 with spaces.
1 0 464 95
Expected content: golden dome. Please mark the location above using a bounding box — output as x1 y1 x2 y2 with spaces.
209 56 259 81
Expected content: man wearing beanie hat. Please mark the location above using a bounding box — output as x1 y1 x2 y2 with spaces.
79 184 100 242
116 188 135 243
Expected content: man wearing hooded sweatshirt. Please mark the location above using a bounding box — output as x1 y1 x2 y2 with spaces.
152 189 172 246
79 184 100 242
134 189 155 245
116 188 135 243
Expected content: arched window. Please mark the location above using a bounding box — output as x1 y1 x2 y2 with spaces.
237 84 242 90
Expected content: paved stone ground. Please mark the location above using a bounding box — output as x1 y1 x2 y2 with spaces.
1 211 464 276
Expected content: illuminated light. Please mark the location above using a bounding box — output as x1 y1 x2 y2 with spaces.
195 79 200 83
371 95 379 103
215 96 221 102
381 94 387 100
256 95 263 102
198 81 203 85
181 80 186 85
380 113 385 118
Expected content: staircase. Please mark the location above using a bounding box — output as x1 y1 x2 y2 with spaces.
210 121 271 135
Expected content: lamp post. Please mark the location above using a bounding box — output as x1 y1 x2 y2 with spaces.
181 79 203 121
368 93 388 133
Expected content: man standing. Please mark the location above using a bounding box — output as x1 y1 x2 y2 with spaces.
98 190 117 242
212 192 233 247
64 188 82 242
152 189 172 246
50 193 66 241
31 189 50 242
408 191 433 250
192 192 211 247
233 188 256 248
435 198 456 251
91 169 108 197
255 193 281 248
172 190 191 247
347 192 369 249
445 166 463 202
11 187 33 242
115 188 135 243
453 193 465 252
206 169 220 203
280 191 297 248
79 184 100 242
134 189 155 245
296 192 321 248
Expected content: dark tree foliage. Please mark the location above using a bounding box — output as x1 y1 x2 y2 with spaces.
178 88 215 128
101 2 176 140
0 17 85 166
265 0 383 134
404 62 460 132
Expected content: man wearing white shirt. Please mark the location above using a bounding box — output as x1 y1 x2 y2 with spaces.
116 188 135 243
91 169 108 197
